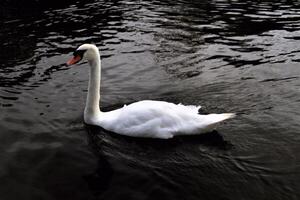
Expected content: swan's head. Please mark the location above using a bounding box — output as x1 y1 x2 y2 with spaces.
67 44 99 65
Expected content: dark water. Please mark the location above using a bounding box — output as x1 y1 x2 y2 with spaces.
1 0 300 199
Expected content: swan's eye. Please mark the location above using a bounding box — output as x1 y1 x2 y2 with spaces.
73 49 86 57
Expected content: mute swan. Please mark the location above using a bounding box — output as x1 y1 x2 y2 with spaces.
67 44 235 139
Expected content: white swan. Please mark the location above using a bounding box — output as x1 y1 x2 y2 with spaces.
67 44 235 139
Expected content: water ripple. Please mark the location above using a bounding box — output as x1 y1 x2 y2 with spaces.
1 0 300 200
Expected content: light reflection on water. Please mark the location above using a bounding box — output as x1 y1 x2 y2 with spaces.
0 0 300 200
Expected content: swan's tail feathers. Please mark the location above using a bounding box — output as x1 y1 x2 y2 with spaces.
218 113 236 121
204 113 236 126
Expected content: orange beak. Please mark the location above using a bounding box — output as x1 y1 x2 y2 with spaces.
67 55 82 65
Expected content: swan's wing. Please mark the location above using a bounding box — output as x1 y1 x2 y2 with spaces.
98 100 201 138
98 100 234 139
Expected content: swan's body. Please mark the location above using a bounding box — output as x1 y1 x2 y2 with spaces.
67 44 235 139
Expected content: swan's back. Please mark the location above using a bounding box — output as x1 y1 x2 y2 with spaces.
96 100 235 139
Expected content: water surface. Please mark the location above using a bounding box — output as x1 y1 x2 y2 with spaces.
1 0 300 200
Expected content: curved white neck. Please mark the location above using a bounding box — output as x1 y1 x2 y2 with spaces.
84 53 101 122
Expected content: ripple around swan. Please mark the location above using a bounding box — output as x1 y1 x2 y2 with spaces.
1 0 300 200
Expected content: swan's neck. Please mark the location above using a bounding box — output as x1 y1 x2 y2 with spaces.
84 54 101 122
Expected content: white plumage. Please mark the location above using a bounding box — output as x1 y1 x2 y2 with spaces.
97 100 235 139
67 44 235 139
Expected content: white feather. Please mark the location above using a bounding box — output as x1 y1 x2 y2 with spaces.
96 100 234 139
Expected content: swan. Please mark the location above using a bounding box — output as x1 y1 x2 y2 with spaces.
67 44 235 139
